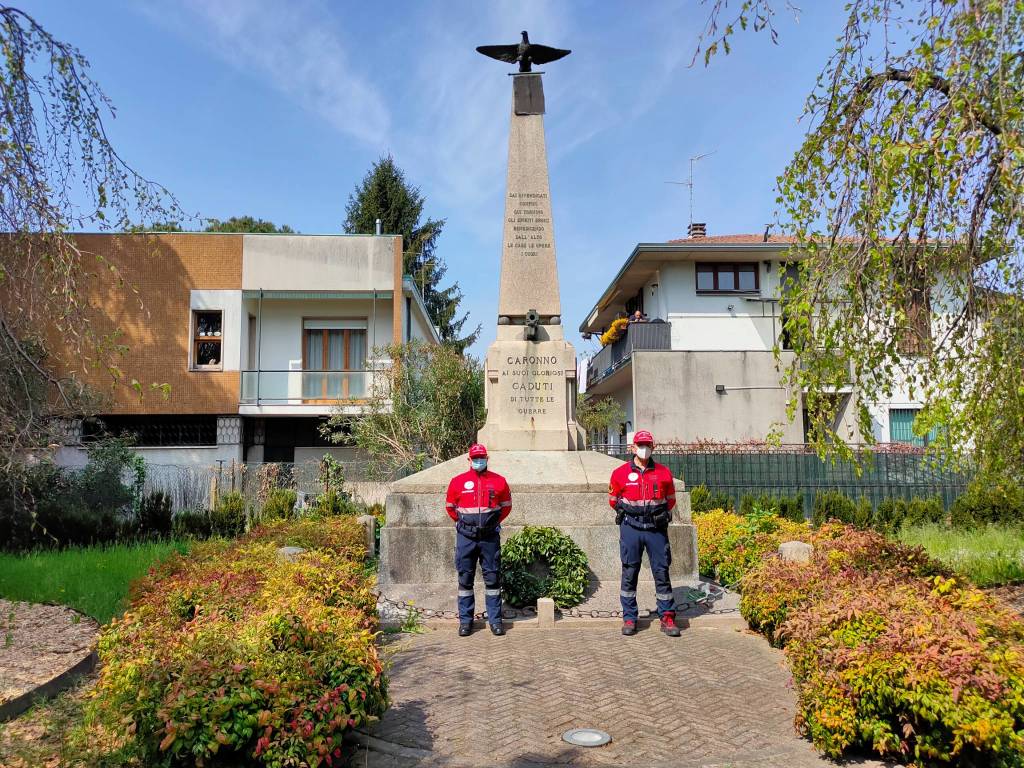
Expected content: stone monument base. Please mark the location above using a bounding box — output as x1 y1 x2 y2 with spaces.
378 451 699 611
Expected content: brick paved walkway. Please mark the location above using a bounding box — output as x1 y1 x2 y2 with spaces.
354 621 894 768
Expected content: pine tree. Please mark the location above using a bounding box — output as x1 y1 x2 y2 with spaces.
343 155 479 351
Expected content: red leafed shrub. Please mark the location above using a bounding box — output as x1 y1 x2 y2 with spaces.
741 524 1024 766
741 527 950 643
784 574 1024 765
90 516 386 767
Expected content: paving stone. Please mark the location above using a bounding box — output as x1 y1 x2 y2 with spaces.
357 625 898 768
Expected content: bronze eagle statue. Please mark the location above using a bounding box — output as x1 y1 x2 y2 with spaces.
476 31 571 73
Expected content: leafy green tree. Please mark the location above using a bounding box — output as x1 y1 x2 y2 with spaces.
204 216 296 233
343 155 479 351
576 393 625 444
699 0 1024 482
323 341 485 479
0 7 181 485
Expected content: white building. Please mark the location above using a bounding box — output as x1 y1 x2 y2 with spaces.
579 227 936 448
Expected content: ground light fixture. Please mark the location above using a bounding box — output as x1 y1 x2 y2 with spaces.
562 728 612 747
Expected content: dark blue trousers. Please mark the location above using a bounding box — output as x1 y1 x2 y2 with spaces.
619 523 676 621
455 530 503 624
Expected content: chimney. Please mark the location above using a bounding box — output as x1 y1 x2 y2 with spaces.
688 222 706 239
375 218 382 236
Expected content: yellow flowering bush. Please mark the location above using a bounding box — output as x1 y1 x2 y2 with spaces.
694 506 812 585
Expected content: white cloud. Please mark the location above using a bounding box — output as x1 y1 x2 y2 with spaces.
138 0 390 146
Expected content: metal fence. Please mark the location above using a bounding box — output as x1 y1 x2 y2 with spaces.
597 444 972 511
142 460 396 512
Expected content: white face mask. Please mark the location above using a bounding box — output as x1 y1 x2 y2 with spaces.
636 446 652 461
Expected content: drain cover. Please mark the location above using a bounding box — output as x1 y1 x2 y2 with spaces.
562 728 611 747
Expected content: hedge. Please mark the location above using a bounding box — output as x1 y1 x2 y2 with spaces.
699 512 1024 766
89 515 386 767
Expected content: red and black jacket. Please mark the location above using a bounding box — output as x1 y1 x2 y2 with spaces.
445 469 512 538
607 459 677 530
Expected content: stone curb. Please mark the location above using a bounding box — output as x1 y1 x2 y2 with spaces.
0 648 97 723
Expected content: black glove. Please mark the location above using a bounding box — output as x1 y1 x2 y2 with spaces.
652 503 671 528
614 499 625 525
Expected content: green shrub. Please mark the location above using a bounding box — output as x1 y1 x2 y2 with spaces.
311 490 364 517
811 490 873 529
874 496 945 533
739 492 805 523
136 491 173 538
212 490 247 537
90 517 386 766
501 525 589 608
262 488 298 521
171 508 214 539
690 484 734 513
951 481 1024 528
1 440 144 551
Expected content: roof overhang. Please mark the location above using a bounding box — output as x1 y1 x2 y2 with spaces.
242 289 393 300
579 242 795 333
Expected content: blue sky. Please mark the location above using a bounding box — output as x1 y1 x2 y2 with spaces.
22 0 850 359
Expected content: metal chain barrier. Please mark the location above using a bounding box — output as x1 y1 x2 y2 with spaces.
376 580 738 622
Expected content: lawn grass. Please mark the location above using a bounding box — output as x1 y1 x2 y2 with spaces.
0 540 187 624
899 523 1024 588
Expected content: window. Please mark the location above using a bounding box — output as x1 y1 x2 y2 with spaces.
302 319 368 401
193 310 223 369
889 408 938 447
83 415 217 446
696 262 759 294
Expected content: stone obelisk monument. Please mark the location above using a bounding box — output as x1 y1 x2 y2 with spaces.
378 34 697 612
477 66 584 450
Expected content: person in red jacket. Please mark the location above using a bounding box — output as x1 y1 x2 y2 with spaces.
607 429 681 637
445 443 512 636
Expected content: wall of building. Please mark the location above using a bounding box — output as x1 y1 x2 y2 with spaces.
658 261 785 352
241 235 398 292
631 350 804 443
64 234 243 414
56 443 243 469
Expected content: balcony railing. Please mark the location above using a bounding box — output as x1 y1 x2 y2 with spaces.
240 370 382 406
587 321 672 389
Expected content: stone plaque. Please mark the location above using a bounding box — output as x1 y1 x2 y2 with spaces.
513 73 545 115
478 331 582 451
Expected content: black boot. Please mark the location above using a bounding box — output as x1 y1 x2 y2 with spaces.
489 622 505 636
458 623 473 637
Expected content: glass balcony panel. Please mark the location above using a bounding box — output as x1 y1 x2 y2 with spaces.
239 370 377 405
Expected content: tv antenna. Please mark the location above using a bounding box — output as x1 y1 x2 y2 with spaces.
665 150 716 227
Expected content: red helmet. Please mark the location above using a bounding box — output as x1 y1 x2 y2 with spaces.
468 443 488 458
633 430 655 446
